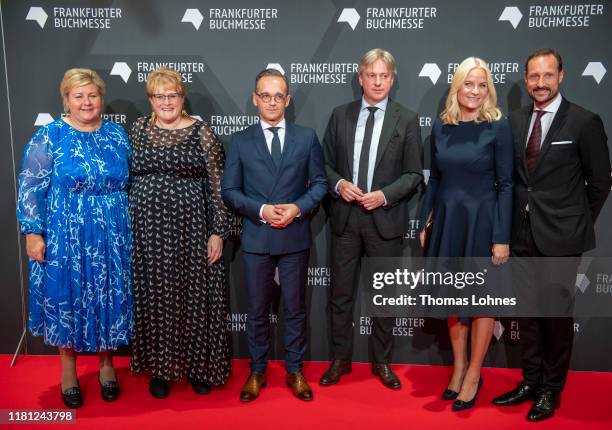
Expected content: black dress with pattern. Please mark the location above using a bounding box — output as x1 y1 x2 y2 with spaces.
128 116 231 384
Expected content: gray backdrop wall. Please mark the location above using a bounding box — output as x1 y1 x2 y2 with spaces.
1 0 611 371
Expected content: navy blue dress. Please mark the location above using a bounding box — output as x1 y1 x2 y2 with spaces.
419 118 513 258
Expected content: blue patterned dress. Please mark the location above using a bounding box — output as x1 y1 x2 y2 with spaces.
17 119 133 352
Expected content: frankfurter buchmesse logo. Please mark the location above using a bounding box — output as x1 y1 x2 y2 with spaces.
26 5 123 29
182 9 204 30
418 63 442 84
26 7 48 28
338 8 360 30
582 62 606 84
499 4 605 29
265 63 285 75
110 62 132 83
499 7 523 29
34 113 54 126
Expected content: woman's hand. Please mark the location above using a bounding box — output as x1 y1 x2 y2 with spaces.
492 244 510 265
207 234 223 267
26 234 46 263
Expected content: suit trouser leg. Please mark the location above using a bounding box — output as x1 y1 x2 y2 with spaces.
243 251 276 374
330 207 362 361
277 249 309 373
513 215 576 392
359 209 402 364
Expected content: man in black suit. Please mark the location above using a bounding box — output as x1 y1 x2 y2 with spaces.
319 49 423 389
493 48 611 421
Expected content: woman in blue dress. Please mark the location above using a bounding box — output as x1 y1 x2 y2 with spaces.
418 58 513 411
17 69 133 408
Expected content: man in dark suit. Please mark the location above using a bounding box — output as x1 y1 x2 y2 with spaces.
222 69 327 402
492 48 611 421
319 49 423 389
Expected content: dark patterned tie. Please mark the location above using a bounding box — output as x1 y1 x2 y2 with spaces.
268 126 282 168
526 110 546 176
357 106 378 192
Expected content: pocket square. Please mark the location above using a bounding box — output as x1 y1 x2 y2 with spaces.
551 140 573 145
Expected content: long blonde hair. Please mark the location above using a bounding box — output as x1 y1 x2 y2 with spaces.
440 57 502 125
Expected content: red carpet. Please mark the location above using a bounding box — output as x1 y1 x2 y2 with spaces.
1 355 611 429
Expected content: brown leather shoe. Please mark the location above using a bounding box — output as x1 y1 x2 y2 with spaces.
371 363 401 390
319 360 352 386
286 371 313 401
239 372 267 402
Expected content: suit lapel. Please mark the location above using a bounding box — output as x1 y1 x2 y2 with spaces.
519 105 533 180
374 100 400 171
252 124 277 175
345 101 361 175
531 97 569 177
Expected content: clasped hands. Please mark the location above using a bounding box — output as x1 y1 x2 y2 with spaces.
338 179 385 210
262 203 301 229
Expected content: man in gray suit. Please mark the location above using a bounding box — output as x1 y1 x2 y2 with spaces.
320 48 423 389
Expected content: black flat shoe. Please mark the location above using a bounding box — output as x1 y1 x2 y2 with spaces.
98 374 120 402
492 381 537 406
61 383 83 409
442 388 459 400
527 390 558 422
452 377 483 411
149 377 170 399
189 378 212 395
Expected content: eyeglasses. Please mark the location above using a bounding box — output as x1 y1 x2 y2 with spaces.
256 92 288 103
151 93 182 102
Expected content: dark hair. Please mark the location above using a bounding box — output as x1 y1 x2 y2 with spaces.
254 68 289 93
525 48 563 73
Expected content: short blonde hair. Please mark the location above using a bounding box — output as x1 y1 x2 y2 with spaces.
440 57 502 125
146 67 185 97
60 68 105 113
359 48 397 75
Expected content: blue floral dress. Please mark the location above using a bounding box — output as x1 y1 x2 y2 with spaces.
17 119 133 352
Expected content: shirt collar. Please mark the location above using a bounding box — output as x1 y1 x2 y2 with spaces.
361 97 388 112
534 92 562 114
260 118 286 132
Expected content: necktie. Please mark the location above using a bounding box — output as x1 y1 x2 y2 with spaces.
526 110 546 176
357 106 378 192
268 126 282 168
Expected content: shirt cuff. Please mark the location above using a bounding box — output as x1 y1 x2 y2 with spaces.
334 179 344 195
259 204 267 223
381 191 388 207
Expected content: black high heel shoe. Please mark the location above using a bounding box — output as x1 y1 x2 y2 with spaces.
442 388 459 400
61 381 83 409
452 377 483 411
98 372 120 402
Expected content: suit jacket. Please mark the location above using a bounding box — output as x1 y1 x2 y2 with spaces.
510 97 611 255
323 99 423 239
221 121 327 255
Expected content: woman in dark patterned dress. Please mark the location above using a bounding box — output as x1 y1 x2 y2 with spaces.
129 68 232 398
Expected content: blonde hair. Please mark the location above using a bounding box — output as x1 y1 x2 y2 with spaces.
359 48 397 75
146 67 189 122
59 68 105 113
440 57 502 125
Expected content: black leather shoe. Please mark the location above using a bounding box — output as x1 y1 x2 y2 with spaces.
149 377 170 399
189 378 212 395
371 363 401 390
98 375 120 402
319 360 351 386
492 381 537 406
61 383 83 409
527 390 558 422
452 377 483 411
442 388 459 400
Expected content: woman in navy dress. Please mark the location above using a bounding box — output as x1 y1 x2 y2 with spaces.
17 69 133 408
418 57 513 411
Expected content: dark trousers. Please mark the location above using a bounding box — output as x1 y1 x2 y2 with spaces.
243 249 309 374
330 206 402 363
512 213 579 393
